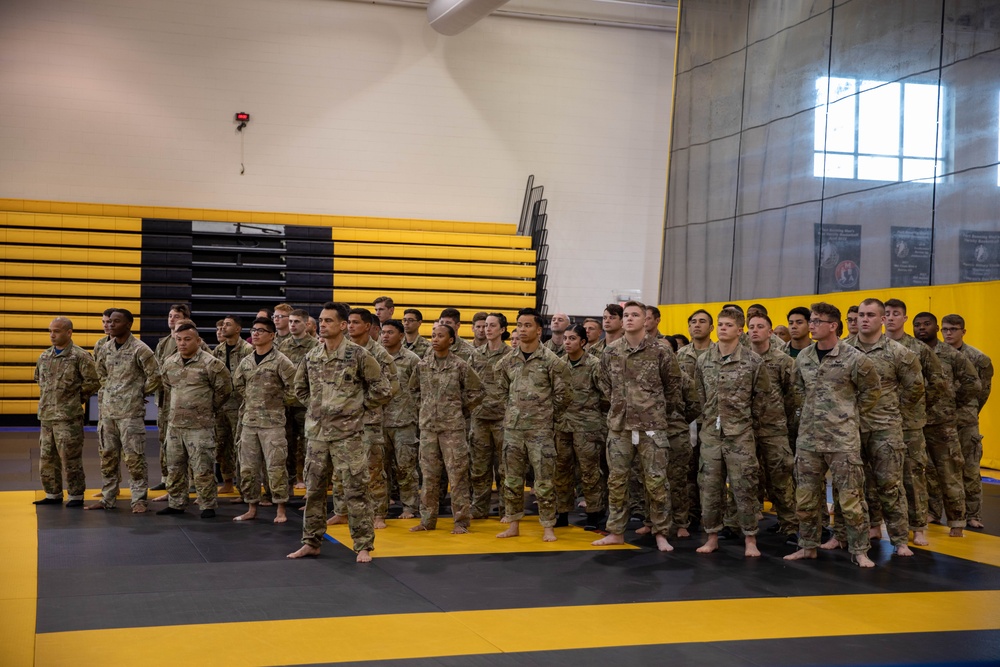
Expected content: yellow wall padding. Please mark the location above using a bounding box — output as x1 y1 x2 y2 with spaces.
0 384 39 399
0 228 141 249
334 242 534 264
1 280 141 299
331 228 532 249
0 400 36 414
334 257 536 279
658 280 1000 469
0 245 142 265
0 211 141 232
334 273 535 296
334 290 534 311
0 262 142 282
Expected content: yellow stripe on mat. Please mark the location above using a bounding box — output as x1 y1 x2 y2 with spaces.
34 590 1000 667
0 492 37 667
915 523 1000 568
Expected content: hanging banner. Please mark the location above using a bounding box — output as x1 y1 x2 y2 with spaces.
815 224 861 292
890 226 932 287
960 230 1000 282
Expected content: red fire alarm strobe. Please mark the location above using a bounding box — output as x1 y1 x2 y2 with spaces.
235 112 250 122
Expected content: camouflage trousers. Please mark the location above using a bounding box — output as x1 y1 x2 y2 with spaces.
902 428 930 531
284 406 307 484
332 424 387 518
832 430 908 546
932 424 984 522
503 428 557 527
39 418 86 500
923 423 966 527
302 434 373 553
384 425 420 516
214 408 239 483
157 391 170 478
699 427 759 536
470 417 505 519
606 429 671 535
686 423 702 527
165 426 217 510
666 431 692 529
97 417 148 510
554 430 605 514
418 429 472 529
795 449 869 555
239 426 289 504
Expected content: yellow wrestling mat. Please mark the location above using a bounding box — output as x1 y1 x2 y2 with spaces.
324 516 638 557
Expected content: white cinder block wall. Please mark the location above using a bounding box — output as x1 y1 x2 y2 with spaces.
0 0 675 316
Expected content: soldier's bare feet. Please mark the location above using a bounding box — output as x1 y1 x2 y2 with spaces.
374 516 387 530
496 522 520 538
655 534 673 552
912 529 929 546
949 526 964 537
400 511 416 519
578 500 587 510
260 500 273 507
499 515 511 524
132 505 147 514
894 544 914 556
409 524 431 532
967 519 984 529
676 527 690 538
784 547 818 560
696 534 719 554
234 507 257 522
151 494 168 502
356 549 372 563
635 525 652 535
591 533 624 547
820 537 844 550
744 536 760 558
274 505 287 524
853 553 875 568
219 481 235 494
294 481 306 489
451 525 470 535
542 527 557 542
327 514 348 525
287 545 320 559
869 526 882 539
84 502 107 510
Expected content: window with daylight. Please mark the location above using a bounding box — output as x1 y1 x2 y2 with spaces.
814 77 944 183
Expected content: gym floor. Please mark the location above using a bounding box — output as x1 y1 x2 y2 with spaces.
2 428 999 667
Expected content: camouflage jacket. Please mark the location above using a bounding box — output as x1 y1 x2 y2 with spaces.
153 334 208 409
35 342 100 421
449 336 479 364
599 335 682 432
847 335 923 433
696 343 775 438
213 338 253 412
894 333 944 430
277 334 319 366
556 352 606 433
470 343 513 421
757 343 800 436
409 353 483 431
956 343 993 427
793 341 880 453
925 339 981 426
676 343 710 381
362 337 400 426
98 334 161 419
232 348 297 428
667 369 702 440
403 335 431 359
294 339 392 440
497 343 571 430
384 346 422 428
161 349 232 429
93 335 111 365
587 338 606 357
543 338 566 357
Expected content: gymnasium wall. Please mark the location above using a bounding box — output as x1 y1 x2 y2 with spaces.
0 0 675 317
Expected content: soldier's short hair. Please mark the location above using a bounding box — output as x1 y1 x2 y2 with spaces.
568 324 587 340
169 303 191 318
722 303 744 314
859 298 884 313
942 314 965 328
517 307 544 328
112 308 135 325
748 303 767 314
847 305 859 315
836 320 844 337
664 336 679 352
749 312 772 328
788 306 811 322
604 303 624 318
622 300 645 313
718 307 745 328
810 302 841 321
373 296 394 308
440 308 462 323
349 307 374 325
258 307 273 318
252 317 276 333
487 312 508 329
290 308 309 320
321 302 351 322
584 317 601 327
688 308 713 325
383 319 404 334
224 315 243 328
434 322 457 343
885 298 907 313
472 311 488 323
404 308 423 321
274 303 293 314
674 333 690 346
645 305 661 319
102 307 116 317
913 311 937 324
174 319 198 335
216 318 226 327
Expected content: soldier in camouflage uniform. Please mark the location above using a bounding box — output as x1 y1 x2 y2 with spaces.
913 312 980 537
472 311 488 348
33 317 100 507
554 324 607 528
86 308 161 513
592 301 682 552
92 308 114 364
402 308 431 358
213 315 253 495
469 313 513 519
232 317 297 523
678 309 714 529
695 308 774 558
278 309 319 489
784 303 881 568
941 313 993 529
408 323 483 532
543 312 570 357
438 308 479 364
152 304 191 491
380 320 423 519
832 299 923 556
582 318 602 352
156 321 232 518
288 302 392 563
496 308 570 542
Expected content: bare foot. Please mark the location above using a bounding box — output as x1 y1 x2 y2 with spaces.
635 525 652 535
820 537 844 550
578 500 587 510
356 549 372 563
151 494 168 502
260 500 273 507
374 516 387 530
451 525 470 535
294 481 306 489
676 527 690 538
287 544 321 559
784 548 818 561
696 534 719 554
326 514 348 525
274 505 287 524
409 524 431 532
592 533 625 547
234 507 257 522
655 534 674 552
132 505 147 514
853 553 875 568
927 514 939 525
542 527 557 542
400 511 416 519
218 482 235 494
744 535 760 558
895 544 914 557
912 529 929 546
496 522 520 538
84 502 107 510
499 515 511 524
968 519 985 529
869 526 882 539
949 526 964 538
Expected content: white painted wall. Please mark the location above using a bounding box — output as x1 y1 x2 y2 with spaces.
0 0 674 315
